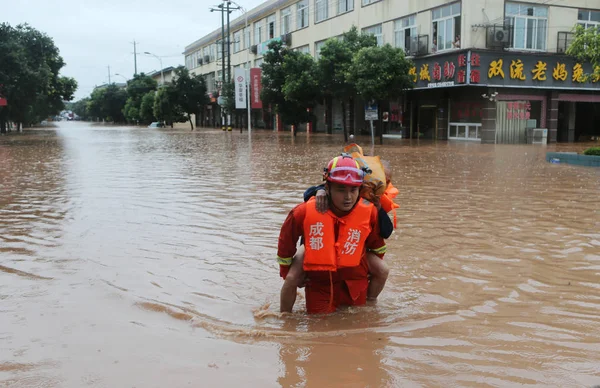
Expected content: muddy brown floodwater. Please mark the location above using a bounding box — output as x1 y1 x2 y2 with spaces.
1 122 599 387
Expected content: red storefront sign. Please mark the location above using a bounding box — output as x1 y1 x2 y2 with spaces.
250 68 263 109
506 101 531 120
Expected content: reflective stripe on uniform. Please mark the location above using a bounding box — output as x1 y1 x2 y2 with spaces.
277 256 292 266
369 245 387 255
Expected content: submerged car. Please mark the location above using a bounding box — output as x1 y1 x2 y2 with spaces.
148 122 165 128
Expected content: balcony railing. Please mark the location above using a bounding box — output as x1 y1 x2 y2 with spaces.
409 35 429 57
557 31 575 54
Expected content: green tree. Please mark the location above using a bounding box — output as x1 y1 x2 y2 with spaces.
281 51 321 130
154 85 185 128
347 44 414 106
260 40 286 116
87 84 127 122
140 91 156 123
172 66 208 130
68 98 91 120
0 23 77 132
318 27 377 139
566 24 600 80
123 73 157 123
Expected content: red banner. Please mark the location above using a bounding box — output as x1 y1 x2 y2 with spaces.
250 68 263 109
0 97 7 107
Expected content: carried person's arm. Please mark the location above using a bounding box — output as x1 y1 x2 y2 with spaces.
366 206 387 259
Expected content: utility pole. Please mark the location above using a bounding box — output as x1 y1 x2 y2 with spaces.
108 66 111 84
210 1 238 130
132 40 138 75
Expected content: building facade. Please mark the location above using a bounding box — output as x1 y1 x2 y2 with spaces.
183 0 600 143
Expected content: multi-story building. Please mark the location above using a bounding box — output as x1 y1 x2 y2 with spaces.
184 0 600 143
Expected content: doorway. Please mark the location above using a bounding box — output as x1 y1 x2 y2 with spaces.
418 106 437 139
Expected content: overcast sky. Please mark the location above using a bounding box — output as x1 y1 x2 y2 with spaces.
3 0 265 100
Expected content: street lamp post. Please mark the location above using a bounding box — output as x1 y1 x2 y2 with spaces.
232 1 252 135
144 51 164 86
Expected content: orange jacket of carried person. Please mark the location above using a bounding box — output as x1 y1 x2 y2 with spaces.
380 182 400 229
303 197 373 272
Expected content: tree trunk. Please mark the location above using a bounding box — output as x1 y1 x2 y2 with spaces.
188 114 194 130
349 96 355 136
341 99 348 143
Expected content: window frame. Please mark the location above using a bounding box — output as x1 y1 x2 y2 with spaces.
267 14 276 40
233 30 241 53
315 40 326 60
338 0 354 15
243 27 250 50
362 0 381 6
254 19 264 45
297 0 309 29
281 6 292 35
394 15 417 53
432 3 461 52
578 9 600 30
315 0 329 23
362 24 384 47
506 2 548 51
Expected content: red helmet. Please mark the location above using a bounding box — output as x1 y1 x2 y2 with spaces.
324 154 365 187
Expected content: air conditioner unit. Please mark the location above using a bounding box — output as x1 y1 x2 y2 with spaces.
250 45 258 54
494 29 510 43
204 55 210 63
531 128 548 145
197 58 203 66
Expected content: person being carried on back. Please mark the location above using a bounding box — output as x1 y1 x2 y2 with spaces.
277 153 388 314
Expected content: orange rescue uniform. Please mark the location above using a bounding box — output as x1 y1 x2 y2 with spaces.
379 182 400 229
277 198 387 314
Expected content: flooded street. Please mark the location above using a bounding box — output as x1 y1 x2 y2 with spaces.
1 122 599 387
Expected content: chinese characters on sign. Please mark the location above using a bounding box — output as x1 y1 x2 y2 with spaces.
488 59 505 79
487 56 598 85
234 68 246 109
452 102 482 120
250 68 263 109
470 53 480 84
506 101 531 120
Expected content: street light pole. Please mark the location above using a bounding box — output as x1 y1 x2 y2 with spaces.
144 51 164 86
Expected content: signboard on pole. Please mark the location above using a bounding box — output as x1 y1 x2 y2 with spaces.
234 68 247 109
250 68 263 109
365 103 378 121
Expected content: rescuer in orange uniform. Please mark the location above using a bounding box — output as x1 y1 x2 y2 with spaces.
277 154 387 314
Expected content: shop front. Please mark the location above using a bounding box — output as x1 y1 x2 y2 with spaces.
408 49 600 143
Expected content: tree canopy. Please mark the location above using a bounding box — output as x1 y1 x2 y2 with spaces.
566 24 600 79
0 23 77 132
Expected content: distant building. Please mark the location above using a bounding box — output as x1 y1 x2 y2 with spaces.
184 0 600 143
147 66 176 86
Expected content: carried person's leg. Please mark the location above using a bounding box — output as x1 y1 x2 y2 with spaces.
366 252 389 301
280 246 306 313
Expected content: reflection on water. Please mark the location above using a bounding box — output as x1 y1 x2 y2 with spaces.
1 123 599 387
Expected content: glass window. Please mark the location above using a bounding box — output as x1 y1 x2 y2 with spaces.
394 15 417 53
254 20 264 45
506 2 547 50
233 31 241 53
254 58 263 67
297 0 309 29
338 0 353 14
362 0 381 5
295 45 310 55
578 9 600 29
362 24 383 46
432 3 461 51
315 40 326 60
316 0 328 22
281 7 292 35
243 27 250 49
217 40 223 60
267 14 276 39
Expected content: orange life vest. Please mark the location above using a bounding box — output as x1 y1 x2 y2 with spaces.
380 182 400 229
303 197 373 272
